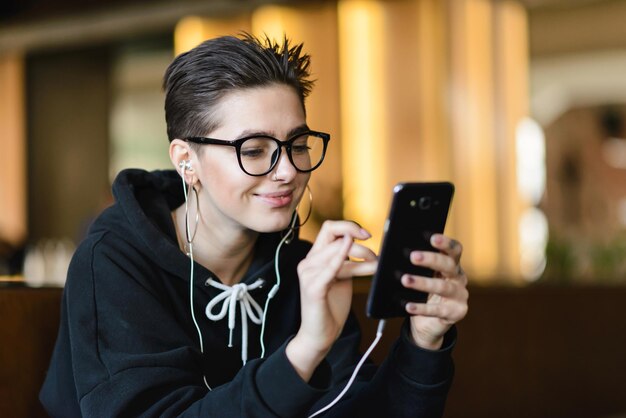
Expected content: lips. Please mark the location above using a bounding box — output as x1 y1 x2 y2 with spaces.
255 190 294 208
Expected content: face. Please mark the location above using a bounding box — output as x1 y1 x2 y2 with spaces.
190 84 311 234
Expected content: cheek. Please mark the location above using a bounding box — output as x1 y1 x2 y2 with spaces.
199 156 256 201
209 173 257 200
201 150 244 183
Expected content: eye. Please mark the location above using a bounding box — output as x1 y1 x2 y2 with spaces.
291 135 311 154
240 148 265 158
240 138 273 158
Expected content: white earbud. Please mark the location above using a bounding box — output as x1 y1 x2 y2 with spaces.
179 160 192 172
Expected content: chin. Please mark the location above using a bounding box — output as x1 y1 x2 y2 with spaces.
261 219 294 234
242 211 292 234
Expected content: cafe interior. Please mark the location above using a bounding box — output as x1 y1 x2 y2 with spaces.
1 0 626 416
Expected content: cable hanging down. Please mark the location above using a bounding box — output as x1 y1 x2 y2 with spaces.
308 319 387 418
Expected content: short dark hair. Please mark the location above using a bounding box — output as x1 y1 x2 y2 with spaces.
163 33 314 141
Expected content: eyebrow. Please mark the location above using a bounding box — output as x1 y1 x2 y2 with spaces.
235 124 310 140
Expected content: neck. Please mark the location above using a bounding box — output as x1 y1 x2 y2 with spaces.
172 205 259 287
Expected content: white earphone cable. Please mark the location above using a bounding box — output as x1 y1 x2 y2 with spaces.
181 165 211 390
307 319 387 418
259 212 297 358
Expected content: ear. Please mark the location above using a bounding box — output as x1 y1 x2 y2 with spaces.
169 139 197 184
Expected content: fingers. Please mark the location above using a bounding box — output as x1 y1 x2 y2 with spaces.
304 239 377 280
311 220 370 252
347 242 377 262
402 235 469 344
327 235 354 272
405 299 468 323
337 259 377 278
402 274 469 322
304 235 353 279
333 242 377 278
410 234 464 280
430 234 462 262
410 250 466 283
401 274 463 299
410 251 458 278
303 220 376 282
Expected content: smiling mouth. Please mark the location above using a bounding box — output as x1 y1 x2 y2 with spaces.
255 191 294 208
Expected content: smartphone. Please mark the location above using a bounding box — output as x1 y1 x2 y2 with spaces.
366 182 454 319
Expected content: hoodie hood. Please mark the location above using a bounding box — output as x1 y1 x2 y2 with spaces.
89 169 188 280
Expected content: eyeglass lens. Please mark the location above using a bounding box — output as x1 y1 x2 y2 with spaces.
239 134 325 175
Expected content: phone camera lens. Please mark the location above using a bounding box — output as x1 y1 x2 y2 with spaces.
418 197 431 210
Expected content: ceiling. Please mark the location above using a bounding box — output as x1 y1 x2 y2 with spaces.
0 0 156 23
1 0 621 55
0 0 613 23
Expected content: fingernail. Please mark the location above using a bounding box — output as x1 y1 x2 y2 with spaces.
411 251 424 262
430 234 442 245
360 228 371 238
406 302 417 312
402 274 414 285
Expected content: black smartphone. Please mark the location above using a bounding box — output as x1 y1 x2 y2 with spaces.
366 182 454 319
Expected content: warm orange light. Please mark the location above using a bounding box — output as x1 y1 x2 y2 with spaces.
174 15 250 55
251 5 297 40
174 16 207 55
338 0 387 251
0 52 27 245
448 0 500 278
494 0 530 280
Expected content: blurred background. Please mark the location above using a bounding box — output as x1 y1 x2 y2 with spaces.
1 0 625 417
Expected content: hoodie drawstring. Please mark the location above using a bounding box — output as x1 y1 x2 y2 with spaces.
204 278 265 365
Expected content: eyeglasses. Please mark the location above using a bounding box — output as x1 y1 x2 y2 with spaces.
184 130 330 176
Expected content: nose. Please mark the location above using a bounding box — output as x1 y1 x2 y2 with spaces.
271 147 297 181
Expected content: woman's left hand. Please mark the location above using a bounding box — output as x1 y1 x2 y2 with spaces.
401 234 469 350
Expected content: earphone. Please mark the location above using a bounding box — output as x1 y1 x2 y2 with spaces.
179 159 192 172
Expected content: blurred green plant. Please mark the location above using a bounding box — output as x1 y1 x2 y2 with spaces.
588 234 626 282
542 235 578 283
541 232 626 284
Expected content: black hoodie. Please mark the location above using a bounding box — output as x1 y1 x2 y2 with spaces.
40 169 455 417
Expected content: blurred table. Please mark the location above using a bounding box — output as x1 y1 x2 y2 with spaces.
0 282 62 418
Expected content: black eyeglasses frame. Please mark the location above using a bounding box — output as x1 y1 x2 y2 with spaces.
184 130 331 176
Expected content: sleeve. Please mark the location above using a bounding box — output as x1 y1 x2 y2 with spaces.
307 313 456 418
65 236 331 418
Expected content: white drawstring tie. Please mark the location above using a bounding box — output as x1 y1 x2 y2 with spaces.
205 278 265 365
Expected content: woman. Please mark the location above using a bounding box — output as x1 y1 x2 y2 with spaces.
40 34 468 417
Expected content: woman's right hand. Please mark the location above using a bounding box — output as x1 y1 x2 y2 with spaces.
286 221 377 382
